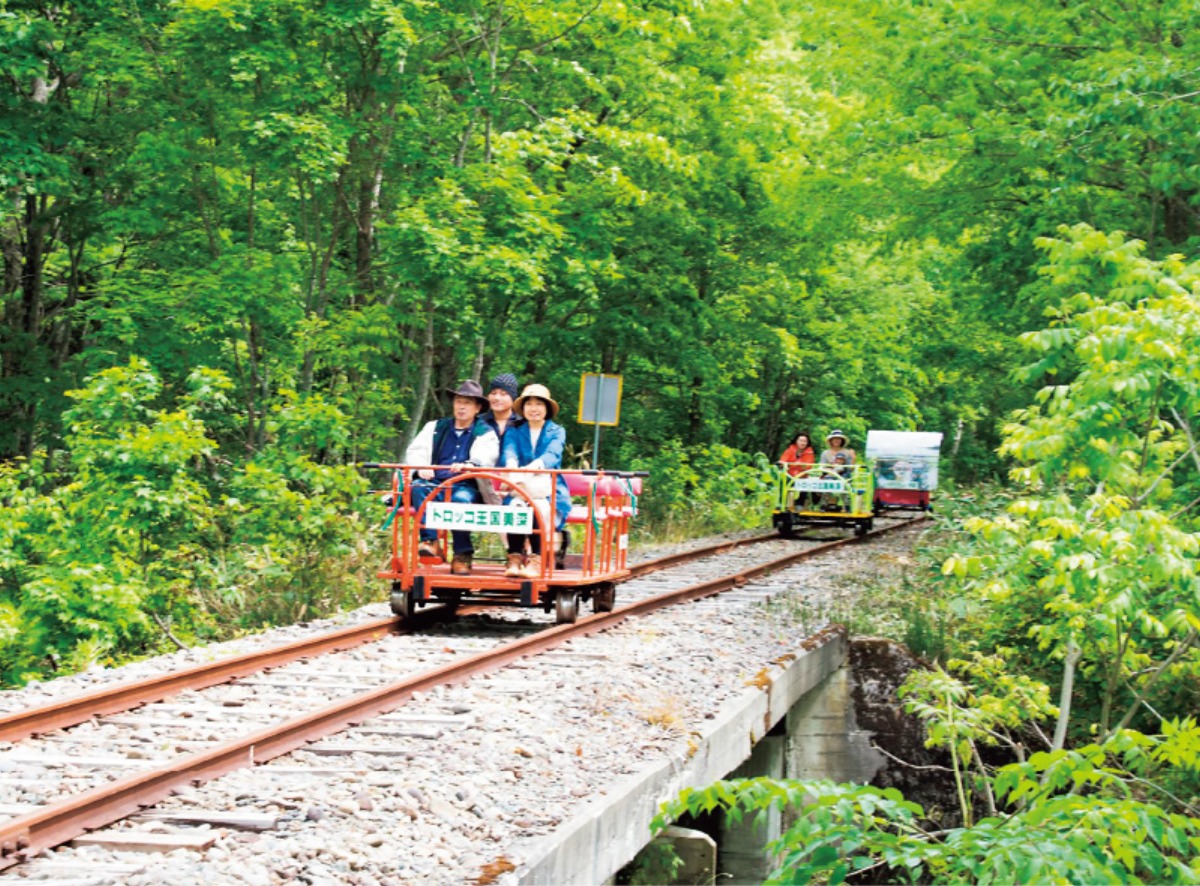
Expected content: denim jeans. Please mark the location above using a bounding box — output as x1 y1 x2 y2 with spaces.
410 478 482 555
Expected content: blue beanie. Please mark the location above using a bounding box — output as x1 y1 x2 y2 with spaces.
488 373 519 399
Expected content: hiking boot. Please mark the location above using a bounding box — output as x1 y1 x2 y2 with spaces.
417 542 440 560
555 530 570 570
504 553 525 578
450 554 473 575
517 558 542 579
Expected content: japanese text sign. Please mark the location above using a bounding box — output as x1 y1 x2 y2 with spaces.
426 503 535 535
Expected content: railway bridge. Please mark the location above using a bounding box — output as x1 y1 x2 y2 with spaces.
0 521 924 885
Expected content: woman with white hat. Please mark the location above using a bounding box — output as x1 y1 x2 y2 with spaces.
501 383 572 578
819 429 857 511
819 429 856 469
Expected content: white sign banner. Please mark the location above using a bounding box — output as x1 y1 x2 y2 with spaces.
426 503 535 534
792 478 846 493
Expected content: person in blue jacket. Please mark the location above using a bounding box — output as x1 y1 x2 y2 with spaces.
404 380 499 574
501 383 572 578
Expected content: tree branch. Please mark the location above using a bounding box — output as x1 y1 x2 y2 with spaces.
1169 408 1200 474
151 612 189 652
1105 629 1197 742
1136 440 1199 506
869 741 955 773
1168 492 1200 521
1051 641 1081 751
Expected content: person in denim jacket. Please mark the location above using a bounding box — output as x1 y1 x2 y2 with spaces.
500 383 572 578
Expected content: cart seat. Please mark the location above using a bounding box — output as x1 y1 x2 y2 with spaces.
563 474 643 524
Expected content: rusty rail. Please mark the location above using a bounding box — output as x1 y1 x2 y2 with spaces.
0 618 404 743
0 531 784 744
626 531 780 576
0 516 926 867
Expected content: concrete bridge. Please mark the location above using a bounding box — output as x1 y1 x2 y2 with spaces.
516 629 908 884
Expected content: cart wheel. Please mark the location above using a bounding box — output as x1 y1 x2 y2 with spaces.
593 583 616 613
441 591 461 614
778 518 795 539
390 589 416 619
854 521 868 537
555 591 579 625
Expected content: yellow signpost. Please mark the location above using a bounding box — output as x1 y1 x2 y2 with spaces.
578 373 623 467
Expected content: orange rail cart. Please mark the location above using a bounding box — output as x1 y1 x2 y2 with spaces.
363 465 647 624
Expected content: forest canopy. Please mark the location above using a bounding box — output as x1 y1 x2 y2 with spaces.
2 0 1198 674
4 2 1200 876
11 0 1196 474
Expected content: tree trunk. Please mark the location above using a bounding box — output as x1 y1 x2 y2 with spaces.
300 176 350 393
12 194 49 457
1050 641 1080 751
402 290 438 451
687 376 703 446
355 171 378 300
471 335 486 381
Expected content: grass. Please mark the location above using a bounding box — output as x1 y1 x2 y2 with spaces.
798 485 1012 663
630 499 767 549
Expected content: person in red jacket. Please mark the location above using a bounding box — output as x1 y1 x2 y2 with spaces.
780 431 818 510
779 431 817 477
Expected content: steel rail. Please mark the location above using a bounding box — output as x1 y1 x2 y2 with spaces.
0 516 926 867
0 618 404 744
0 530 786 744
625 531 780 576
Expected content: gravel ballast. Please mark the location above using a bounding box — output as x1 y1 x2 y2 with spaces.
0 524 925 885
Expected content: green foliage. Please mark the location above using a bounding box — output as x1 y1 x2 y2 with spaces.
901 601 947 664
659 225 1200 883
618 839 685 886
874 227 1200 833
0 360 372 685
209 393 374 629
654 779 925 886
655 766 1200 885
901 657 1057 827
3 0 1007 480
628 443 774 541
943 227 1200 742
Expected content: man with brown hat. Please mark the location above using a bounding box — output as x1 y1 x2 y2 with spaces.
405 380 500 574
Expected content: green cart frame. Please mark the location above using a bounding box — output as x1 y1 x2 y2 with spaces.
772 463 875 537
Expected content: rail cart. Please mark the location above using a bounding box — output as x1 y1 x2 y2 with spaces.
772 462 876 538
364 465 646 624
866 430 943 512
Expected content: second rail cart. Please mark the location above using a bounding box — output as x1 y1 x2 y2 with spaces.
771 462 876 538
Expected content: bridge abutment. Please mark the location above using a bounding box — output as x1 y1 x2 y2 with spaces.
516 628 851 884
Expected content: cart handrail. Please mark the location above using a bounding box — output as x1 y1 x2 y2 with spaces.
362 463 647 478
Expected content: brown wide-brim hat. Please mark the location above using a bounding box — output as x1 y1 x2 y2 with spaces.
514 383 560 419
444 379 489 410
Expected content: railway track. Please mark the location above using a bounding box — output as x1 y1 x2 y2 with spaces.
0 527 789 745
0 517 925 874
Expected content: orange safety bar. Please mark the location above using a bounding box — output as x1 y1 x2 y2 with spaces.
364 464 645 590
